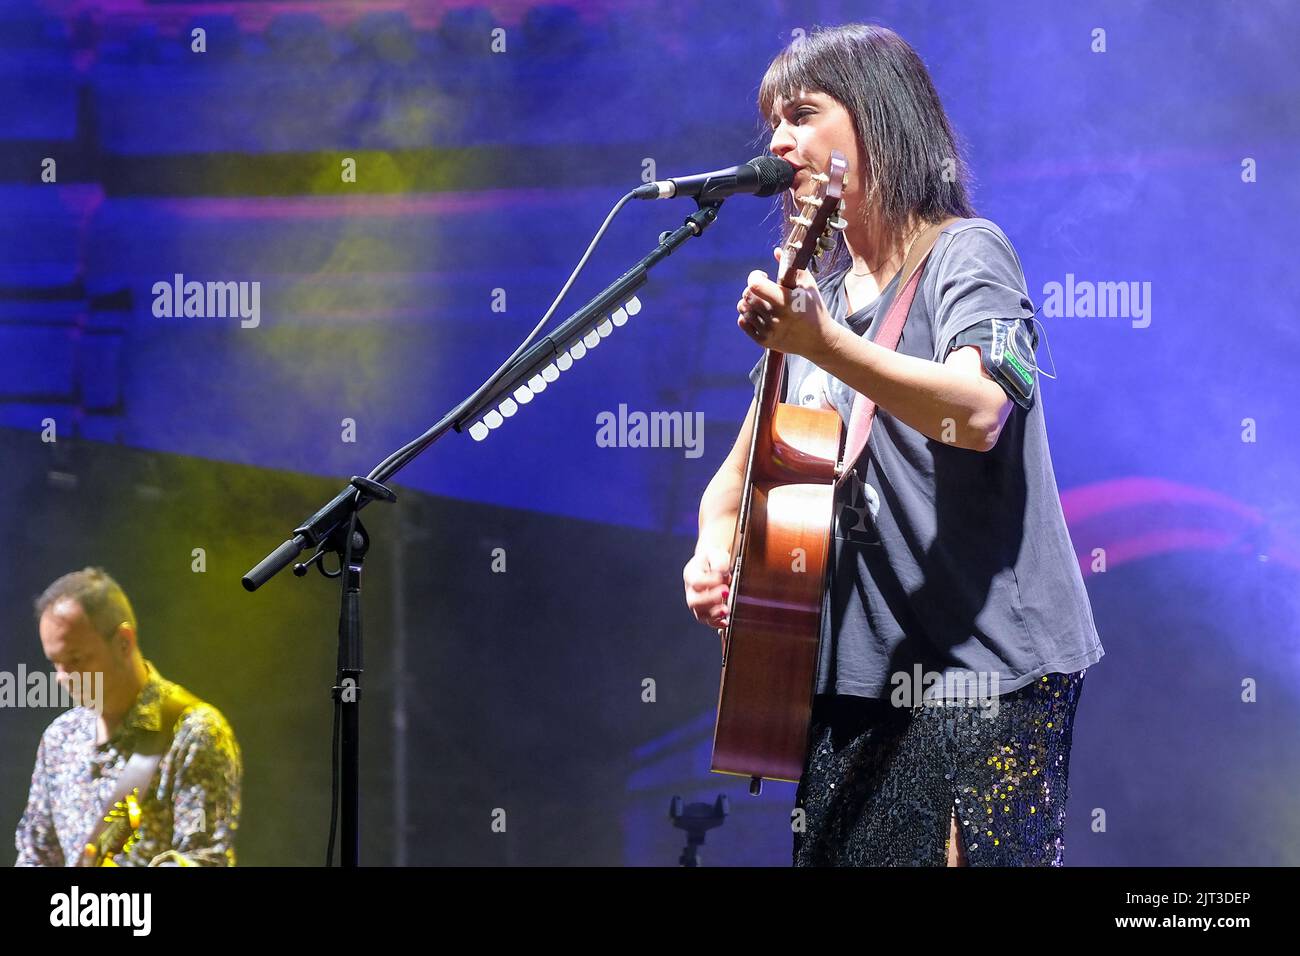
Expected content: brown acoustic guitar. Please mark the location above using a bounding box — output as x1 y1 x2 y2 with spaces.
711 151 848 795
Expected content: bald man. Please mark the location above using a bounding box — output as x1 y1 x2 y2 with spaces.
15 567 241 866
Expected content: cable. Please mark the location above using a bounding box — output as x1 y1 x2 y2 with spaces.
368 188 640 481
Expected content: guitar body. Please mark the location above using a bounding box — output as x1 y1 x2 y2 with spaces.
78 790 143 867
711 395 842 784
710 151 848 791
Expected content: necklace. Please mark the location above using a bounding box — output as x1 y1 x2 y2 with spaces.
848 224 924 278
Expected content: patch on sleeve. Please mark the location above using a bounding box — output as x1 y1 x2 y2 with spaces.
949 318 1038 409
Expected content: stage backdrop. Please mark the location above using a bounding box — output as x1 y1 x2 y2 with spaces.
1 0 1297 865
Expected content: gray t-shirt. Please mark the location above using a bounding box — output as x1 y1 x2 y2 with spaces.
748 217 1104 699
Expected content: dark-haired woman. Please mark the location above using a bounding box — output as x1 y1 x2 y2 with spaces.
682 23 1103 867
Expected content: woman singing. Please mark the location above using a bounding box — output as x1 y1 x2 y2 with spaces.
682 23 1104 867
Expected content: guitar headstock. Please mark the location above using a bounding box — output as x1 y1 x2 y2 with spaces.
775 149 847 288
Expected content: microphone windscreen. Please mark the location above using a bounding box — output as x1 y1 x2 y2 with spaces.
748 155 796 196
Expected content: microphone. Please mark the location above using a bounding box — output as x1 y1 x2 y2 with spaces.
632 155 794 201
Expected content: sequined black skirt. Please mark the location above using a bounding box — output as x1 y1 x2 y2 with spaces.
792 669 1087 867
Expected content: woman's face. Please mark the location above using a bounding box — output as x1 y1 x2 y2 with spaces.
767 89 866 216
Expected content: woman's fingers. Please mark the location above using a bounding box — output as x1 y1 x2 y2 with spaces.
746 271 782 308
710 594 730 626
738 291 772 321
690 575 726 595
694 584 729 622
686 557 729 594
685 552 732 630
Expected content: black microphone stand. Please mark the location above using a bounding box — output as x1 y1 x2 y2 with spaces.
241 197 726 867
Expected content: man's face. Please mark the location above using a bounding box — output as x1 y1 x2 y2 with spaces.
767 89 867 212
39 598 123 705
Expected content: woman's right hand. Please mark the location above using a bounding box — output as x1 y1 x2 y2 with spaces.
683 547 732 630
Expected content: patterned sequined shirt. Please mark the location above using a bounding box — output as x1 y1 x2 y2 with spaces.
14 660 241 867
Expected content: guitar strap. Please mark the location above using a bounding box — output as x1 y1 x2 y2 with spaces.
76 685 199 865
836 216 961 488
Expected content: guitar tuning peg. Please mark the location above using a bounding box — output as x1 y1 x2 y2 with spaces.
829 216 848 231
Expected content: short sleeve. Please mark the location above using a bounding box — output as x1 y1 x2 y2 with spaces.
928 224 1035 364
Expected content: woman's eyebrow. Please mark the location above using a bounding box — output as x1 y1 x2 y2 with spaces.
769 95 809 127
787 94 816 109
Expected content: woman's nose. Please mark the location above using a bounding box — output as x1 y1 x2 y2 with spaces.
768 122 795 157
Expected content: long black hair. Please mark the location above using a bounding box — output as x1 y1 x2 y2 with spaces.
756 23 976 275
